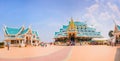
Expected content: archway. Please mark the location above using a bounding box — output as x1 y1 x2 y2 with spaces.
69 33 75 45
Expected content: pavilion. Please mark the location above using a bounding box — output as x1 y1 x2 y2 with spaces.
3 26 40 47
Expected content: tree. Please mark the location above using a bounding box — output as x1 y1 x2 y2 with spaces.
108 30 114 37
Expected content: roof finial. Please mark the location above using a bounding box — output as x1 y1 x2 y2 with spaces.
3 24 6 29
22 25 25 28
71 17 73 22
113 19 117 25
112 15 117 25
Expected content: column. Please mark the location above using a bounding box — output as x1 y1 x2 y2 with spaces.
31 36 33 46
18 40 20 47
24 36 26 45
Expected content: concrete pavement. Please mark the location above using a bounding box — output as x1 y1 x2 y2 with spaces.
0 45 120 61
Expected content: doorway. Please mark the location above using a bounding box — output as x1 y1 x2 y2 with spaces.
69 33 75 45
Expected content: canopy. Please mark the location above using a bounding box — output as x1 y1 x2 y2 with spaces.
92 38 109 42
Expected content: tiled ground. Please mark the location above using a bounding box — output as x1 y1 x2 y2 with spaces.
0 45 120 61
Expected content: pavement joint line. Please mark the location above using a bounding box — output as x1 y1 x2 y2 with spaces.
63 46 73 61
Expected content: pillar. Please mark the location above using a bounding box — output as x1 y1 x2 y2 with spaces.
24 36 26 45
18 40 20 47
31 36 33 45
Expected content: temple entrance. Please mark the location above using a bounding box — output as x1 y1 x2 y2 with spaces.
26 36 31 45
69 33 75 45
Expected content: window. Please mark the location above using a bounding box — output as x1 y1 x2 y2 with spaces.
94 34 96 35
77 26 79 29
63 31 65 32
11 35 15 37
32 41 35 43
64 33 67 34
17 41 19 44
88 30 90 32
79 26 81 28
11 40 15 44
81 30 83 32
33 35 35 38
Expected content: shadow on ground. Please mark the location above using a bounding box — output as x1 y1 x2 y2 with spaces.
114 48 120 61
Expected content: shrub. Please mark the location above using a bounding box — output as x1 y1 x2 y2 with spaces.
0 42 5 48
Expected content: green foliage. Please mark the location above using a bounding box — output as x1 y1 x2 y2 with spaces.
108 30 114 37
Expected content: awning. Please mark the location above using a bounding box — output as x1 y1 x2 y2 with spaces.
92 38 109 42
92 38 109 40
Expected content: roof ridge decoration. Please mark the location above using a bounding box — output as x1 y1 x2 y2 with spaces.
32 31 39 36
21 28 31 35
26 28 31 34
3 25 7 36
114 25 119 33
115 25 120 31
16 26 24 36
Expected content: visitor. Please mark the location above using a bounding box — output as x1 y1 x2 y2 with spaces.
40 42 43 47
80 40 82 46
66 40 70 46
111 36 116 46
44 43 47 47
7 42 10 50
109 39 112 46
70 35 75 46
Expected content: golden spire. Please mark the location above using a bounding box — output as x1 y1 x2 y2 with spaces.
68 18 77 30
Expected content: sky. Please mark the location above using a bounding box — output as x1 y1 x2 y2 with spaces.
0 0 120 42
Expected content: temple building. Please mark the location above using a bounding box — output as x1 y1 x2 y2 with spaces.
3 26 40 47
54 18 102 45
113 24 120 43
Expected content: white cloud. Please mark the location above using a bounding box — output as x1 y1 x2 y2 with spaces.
95 0 99 3
107 2 120 17
86 3 99 14
83 0 120 38
84 2 101 27
107 2 120 25
99 12 111 21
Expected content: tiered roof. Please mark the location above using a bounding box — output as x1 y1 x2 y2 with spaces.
4 26 39 37
54 19 102 38
5 27 23 35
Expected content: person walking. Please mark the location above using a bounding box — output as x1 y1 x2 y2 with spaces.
80 40 82 46
7 42 10 50
108 39 112 46
111 36 116 46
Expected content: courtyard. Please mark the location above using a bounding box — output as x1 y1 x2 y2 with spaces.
0 45 120 61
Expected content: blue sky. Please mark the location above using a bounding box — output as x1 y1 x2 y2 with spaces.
0 0 120 42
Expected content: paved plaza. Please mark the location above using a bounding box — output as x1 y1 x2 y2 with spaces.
0 45 120 61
